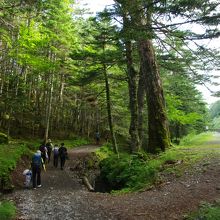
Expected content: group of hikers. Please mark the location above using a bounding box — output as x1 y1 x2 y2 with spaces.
25 132 102 189
26 139 68 189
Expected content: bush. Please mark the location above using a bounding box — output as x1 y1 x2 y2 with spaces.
185 202 220 220
98 147 189 193
0 133 8 144
99 153 158 192
0 143 30 191
0 201 16 220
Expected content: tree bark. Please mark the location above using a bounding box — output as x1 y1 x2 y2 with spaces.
44 73 54 142
138 39 170 152
121 7 140 152
137 66 146 148
103 64 118 154
125 39 140 152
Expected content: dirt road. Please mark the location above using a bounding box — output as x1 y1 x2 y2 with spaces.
6 135 220 219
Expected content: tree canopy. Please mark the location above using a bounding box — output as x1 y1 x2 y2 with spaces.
0 0 219 153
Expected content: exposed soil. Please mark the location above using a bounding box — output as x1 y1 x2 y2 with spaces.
5 135 220 220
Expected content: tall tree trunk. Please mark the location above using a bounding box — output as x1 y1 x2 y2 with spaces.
138 40 170 152
103 64 118 154
44 73 54 142
125 40 140 152
137 66 146 148
120 6 140 153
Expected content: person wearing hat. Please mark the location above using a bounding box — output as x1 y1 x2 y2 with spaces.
31 150 44 189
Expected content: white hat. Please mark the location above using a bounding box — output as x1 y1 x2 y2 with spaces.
23 169 30 175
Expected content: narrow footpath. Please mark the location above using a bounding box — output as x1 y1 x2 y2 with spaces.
6 135 220 220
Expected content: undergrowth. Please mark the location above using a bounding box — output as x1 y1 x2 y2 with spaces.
97 132 216 193
184 202 220 220
58 137 89 148
0 200 16 220
99 149 186 193
180 132 213 146
0 142 30 189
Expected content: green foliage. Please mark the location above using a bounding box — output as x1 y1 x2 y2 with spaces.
57 137 89 148
211 116 220 130
209 100 220 119
180 132 213 146
95 143 114 161
99 132 217 193
0 201 16 220
185 202 220 220
99 148 186 192
0 133 8 144
164 73 209 141
0 143 30 190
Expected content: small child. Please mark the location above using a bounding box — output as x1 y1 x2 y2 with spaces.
23 169 32 188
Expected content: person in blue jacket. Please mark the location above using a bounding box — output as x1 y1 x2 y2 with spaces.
31 150 44 189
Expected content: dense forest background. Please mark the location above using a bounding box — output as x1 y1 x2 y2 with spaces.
0 0 220 153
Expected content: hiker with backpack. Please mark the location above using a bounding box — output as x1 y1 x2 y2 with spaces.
39 142 48 164
53 144 59 168
31 150 44 189
59 143 68 170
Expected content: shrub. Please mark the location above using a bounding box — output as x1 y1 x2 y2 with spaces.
0 143 30 191
0 133 8 144
185 202 220 220
0 201 16 220
99 153 158 192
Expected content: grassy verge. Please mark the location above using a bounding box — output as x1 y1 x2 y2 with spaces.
179 132 213 146
54 137 89 149
0 201 16 220
184 202 220 220
96 132 218 193
0 142 31 190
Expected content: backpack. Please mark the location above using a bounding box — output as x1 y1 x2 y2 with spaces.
59 147 67 158
32 154 41 167
54 148 59 156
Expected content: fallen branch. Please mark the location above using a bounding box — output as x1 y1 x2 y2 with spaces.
82 175 94 192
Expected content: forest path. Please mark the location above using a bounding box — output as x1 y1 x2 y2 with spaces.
6 133 220 220
9 145 115 220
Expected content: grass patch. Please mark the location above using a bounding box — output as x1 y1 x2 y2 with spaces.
56 137 89 149
0 201 16 220
0 142 31 190
184 202 220 220
98 132 219 193
180 132 213 146
99 149 186 193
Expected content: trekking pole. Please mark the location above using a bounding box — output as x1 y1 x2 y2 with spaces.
41 158 46 172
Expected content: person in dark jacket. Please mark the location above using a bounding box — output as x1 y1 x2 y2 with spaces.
39 143 47 164
46 139 53 163
58 143 68 170
95 131 100 145
53 144 59 168
31 150 44 189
